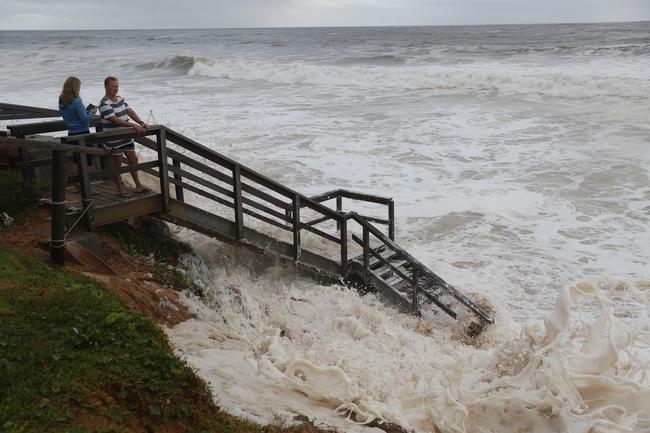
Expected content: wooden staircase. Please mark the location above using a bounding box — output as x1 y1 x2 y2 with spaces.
1 102 495 327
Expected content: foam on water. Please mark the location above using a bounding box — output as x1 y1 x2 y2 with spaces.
167 246 650 433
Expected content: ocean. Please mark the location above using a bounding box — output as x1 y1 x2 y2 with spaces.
1 22 649 432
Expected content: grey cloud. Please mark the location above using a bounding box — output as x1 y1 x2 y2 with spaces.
0 0 648 30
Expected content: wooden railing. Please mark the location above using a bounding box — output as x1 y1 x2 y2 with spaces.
61 125 387 275
2 116 493 324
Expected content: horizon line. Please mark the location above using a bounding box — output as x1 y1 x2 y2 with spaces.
1 19 648 32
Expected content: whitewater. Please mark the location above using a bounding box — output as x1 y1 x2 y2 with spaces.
1 22 649 432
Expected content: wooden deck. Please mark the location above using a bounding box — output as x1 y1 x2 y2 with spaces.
65 181 158 212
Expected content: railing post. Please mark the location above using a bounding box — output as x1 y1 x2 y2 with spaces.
15 133 33 183
156 128 170 213
340 217 347 276
362 226 369 284
77 140 95 231
292 194 301 261
411 267 419 315
233 166 243 240
172 158 184 201
336 195 343 231
388 199 395 240
51 149 67 265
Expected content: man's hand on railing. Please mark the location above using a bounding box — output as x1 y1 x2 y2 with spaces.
131 122 145 134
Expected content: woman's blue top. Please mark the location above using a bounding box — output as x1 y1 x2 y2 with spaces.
59 98 92 133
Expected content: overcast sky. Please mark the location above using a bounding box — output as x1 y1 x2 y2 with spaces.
1 0 649 30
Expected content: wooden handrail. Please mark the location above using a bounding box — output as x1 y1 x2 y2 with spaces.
0 136 107 156
7 118 102 137
61 125 161 145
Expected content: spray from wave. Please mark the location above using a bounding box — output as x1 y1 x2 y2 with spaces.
172 55 650 99
167 244 650 433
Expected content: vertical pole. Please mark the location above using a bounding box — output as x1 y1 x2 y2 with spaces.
77 140 95 231
362 226 369 284
233 166 243 240
172 158 184 201
292 194 301 261
388 200 395 240
340 217 347 276
157 128 170 213
411 267 420 315
95 124 110 171
336 195 342 231
51 149 67 265
16 133 33 183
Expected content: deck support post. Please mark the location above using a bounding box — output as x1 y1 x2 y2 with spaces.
292 194 301 261
388 200 395 240
156 127 170 213
362 226 369 284
340 217 348 276
78 139 95 230
172 158 184 201
233 166 243 240
51 149 67 265
411 268 420 315
336 195 343 231
15 133 34 183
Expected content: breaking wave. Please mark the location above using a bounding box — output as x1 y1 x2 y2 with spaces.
134 55 210 74
168 260 650 433
185 56 650 99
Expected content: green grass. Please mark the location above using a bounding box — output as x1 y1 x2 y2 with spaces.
0 246 219 433
0 170 48 216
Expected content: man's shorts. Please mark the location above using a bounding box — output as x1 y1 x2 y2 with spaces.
107 140 135 157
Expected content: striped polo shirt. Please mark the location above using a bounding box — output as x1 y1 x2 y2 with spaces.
99 95 133 148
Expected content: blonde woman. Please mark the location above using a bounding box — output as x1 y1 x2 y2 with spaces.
58 76 98 191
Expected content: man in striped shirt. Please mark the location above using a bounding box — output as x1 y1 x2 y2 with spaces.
99 76 151 197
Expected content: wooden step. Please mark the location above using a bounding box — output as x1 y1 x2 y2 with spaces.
384 273 405 287
368 249 399 268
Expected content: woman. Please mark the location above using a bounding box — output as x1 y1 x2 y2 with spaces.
58 76 98 191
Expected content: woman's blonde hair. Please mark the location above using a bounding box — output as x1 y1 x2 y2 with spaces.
59 76 81 104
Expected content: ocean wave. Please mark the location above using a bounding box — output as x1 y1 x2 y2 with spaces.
134 55 209 74
439 43 650 57
336 54 406 65
186 57 650 99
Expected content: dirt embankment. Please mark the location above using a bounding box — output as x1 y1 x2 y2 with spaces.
0 208 191 327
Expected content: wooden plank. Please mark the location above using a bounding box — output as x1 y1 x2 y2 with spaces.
0 136 107 155
388 200 395 240
8 118 101 136
77 139 96 230
62 126 160 145
0 103 60 120
157 128 170 213
91 195 162 226
233 166 243 240
340 218 347 276
292 194 301 261
172 158 184 201
363 227 369 283
88 160 159 180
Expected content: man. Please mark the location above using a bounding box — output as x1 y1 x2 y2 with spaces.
98 76 152 197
